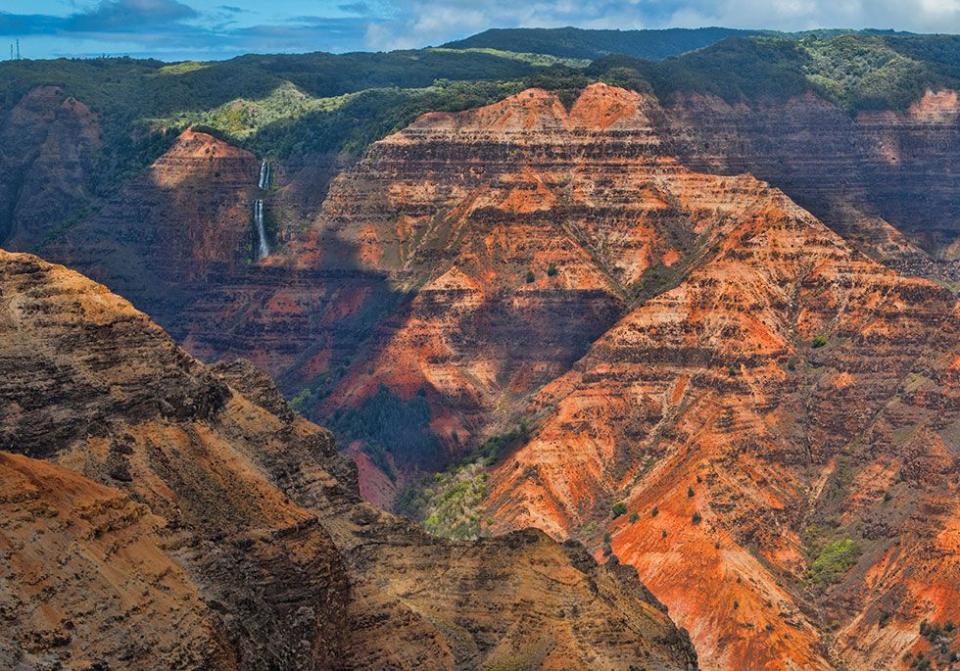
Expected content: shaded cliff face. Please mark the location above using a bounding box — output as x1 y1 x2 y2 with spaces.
476 139 960 668
662 89 960 274
29 122 403 395
41 128 261 325
0 86 101 249
0 248 698 671
0 248 351 669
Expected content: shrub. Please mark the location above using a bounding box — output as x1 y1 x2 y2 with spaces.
692 512 702 524
546 262 558 277
629 512 639 523
611 502 627 518
807 538 861 585
811 335 829 348
651 506 659 517
687 486 695 498
474 421 530 464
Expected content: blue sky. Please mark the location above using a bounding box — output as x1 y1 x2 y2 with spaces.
2 0 960 61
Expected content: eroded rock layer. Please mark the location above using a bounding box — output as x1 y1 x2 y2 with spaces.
459 93 960 669
309 84 792 468
662 90 960 276
0 248 697 671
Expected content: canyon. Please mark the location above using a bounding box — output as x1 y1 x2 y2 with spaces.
0 248 697 670
3 33 960 671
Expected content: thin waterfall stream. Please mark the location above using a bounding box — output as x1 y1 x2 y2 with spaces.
254 159 271 259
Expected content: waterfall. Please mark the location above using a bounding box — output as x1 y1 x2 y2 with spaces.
254 198 270 259
254 159 271 259
258 159 271 190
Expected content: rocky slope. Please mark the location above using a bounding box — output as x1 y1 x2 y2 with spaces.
40 128 262 327
466 95 960 669
15 81 960 473
662 89 960 277
0 86 101 249
5 71 960 671
300 84 786 476
0 248 697 671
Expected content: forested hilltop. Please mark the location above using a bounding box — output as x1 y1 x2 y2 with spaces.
3 28 958 196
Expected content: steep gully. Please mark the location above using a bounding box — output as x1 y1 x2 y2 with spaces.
4 82 960 669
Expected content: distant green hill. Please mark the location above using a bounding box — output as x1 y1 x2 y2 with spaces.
587 33 960 112
441 27 766 60
3 29 959 202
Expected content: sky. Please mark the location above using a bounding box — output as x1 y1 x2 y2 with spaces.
2 0 960 61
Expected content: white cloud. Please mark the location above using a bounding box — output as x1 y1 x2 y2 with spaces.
363 0 960 51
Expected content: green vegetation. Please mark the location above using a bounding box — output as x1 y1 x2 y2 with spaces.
397 462 490 540
525 270 536 283
473 422 530 465
586 32 960 114
629 512 640 523
329 384 443 473
807 538 861 585
611 502 627 518
546 262 558 277
427 47 590 69
149 81 357 141
811 335 829 348
442 27 764 61
394 419 533 535
691 511 703 524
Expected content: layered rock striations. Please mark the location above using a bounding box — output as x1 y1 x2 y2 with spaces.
661 89 960 276
472 104 960 668
6 76 960 671
42 129 261 325
308 84 790 472
0 248 698 671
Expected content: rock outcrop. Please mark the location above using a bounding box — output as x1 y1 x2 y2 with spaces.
444 90 960 671
0 248 698 671
661 89 960 277
0 86 101 248
305 84 778 469
7 75 960 671
41 128 261 324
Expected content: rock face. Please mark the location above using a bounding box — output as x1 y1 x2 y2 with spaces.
0 452 239 671
17 81 960 473
8 79 960 670
661 90 960 273
305 84 777 469
433 90 960 670
0 86 101 248
0 248 698 671
42 128 261 326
